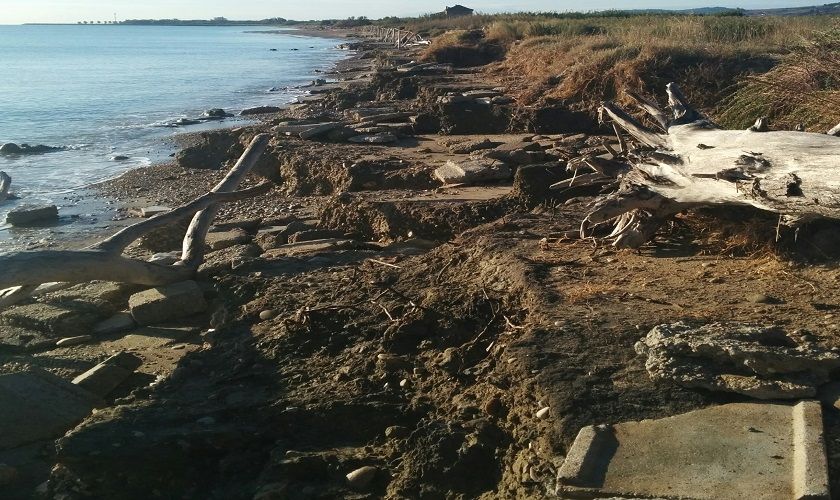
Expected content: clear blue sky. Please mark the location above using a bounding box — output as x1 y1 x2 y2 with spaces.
0 1 827 24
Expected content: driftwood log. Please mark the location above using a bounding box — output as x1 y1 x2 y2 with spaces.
560 83 840 249
0 172 10 203
0 134 271 309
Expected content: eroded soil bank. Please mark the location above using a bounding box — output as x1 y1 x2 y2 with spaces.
3 32 840 500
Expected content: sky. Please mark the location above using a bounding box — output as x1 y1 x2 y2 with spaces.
0 0 829 24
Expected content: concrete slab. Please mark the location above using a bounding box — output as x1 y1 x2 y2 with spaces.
556 401 828 500
71 352 143 398
0 369 101 449
128 280 207 326
434 159 511 185
206 227 251 251
0 303 99 336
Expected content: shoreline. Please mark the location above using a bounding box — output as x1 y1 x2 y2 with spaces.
0 27 360 252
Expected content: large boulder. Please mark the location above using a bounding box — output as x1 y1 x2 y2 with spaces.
636 322 840 399
175 130 243 170
0 143 63 155
128 281 208 326
6 204 58 226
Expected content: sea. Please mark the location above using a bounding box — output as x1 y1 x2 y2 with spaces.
0 24 347 247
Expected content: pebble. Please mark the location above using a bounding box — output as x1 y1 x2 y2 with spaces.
259 309 278 321
399 378 409 388
56 335 92 347
747 293 777 304
536 407 550 419
346 465 378 490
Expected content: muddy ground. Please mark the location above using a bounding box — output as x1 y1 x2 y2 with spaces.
3 35 840 500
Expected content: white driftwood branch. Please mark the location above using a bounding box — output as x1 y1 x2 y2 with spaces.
576 84 840 249
0 172 10 203
0 134 271 308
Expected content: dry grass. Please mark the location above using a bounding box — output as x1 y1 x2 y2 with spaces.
716 25 840 130
416 13 839 125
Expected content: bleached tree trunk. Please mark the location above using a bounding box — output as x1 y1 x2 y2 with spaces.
565 83 840 249
0 172 10 203
0 134 271 309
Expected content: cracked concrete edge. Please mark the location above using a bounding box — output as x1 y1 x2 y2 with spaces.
793 401 830 500
556 424 613 487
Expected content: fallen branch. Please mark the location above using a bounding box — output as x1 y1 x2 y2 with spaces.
0 134 271 308
573 84 840 249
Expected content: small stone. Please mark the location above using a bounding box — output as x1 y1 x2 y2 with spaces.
376 353 411 371
747 293 778 304
259 310 278 321
399 378 409 388
56 335 92 347
536 407 550 419
93 312 136 335
385 426 409 439
484 396 504 417
346 465 377 490
197 416 216 425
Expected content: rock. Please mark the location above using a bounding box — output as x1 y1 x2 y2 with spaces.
411 113 441 134
491 95 514 105
206 228 251 251
0 303 99 336
483 396 504 417
174 118 201 126
376 353 412 372
557 401 829 500
93 312 136 335
0 369 101 449
5 204 58 226
56 335 92 347
635 322 840 399
0 143 62 155
438 95 473 104
747 293 780 304
198 243 263 277
447 138 496 154
72 351 143 397
346 465 377 490
0 464 18 486
437 347 461 373
299 122 344 140
259 310 278 321
348 132 398 144
287 229 345 244
239 106 283 116
434 159 511 185
536 407 550 419
128 280 208 326
111 155 130 161
129 205 171 218
385 425 409 439
202 108 231 119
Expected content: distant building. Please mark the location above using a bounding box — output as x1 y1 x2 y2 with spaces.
445 5 474 17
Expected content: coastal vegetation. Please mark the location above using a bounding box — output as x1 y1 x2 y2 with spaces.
411 13 840 130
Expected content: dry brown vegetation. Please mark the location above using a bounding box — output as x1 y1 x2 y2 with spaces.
417 14 839 129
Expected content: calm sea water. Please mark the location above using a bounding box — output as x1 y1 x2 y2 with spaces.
0 25 346 237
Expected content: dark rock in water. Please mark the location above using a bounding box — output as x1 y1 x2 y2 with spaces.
0 142 63 155
240 106 283 116
174 118 201 126
202 108 232 119
269 48 278 51
6 204 59 226
176 130 243 170
111 155 130 161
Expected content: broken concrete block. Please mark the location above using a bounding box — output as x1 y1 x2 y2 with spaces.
0 326 54 352
446 138 496 154
92 312 136 336
71 352 143 398
261 239 363 259
557 401 829 500
299 122 344 140
128 280 207 326
0 303 99 336
205 227 251 251
5 205 58 226
434 159 511 185
635 322 840 399
0 369 101 449
287 229 345 244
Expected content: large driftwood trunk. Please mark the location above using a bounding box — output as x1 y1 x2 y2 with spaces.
0 134 271 309
567 83 840 249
